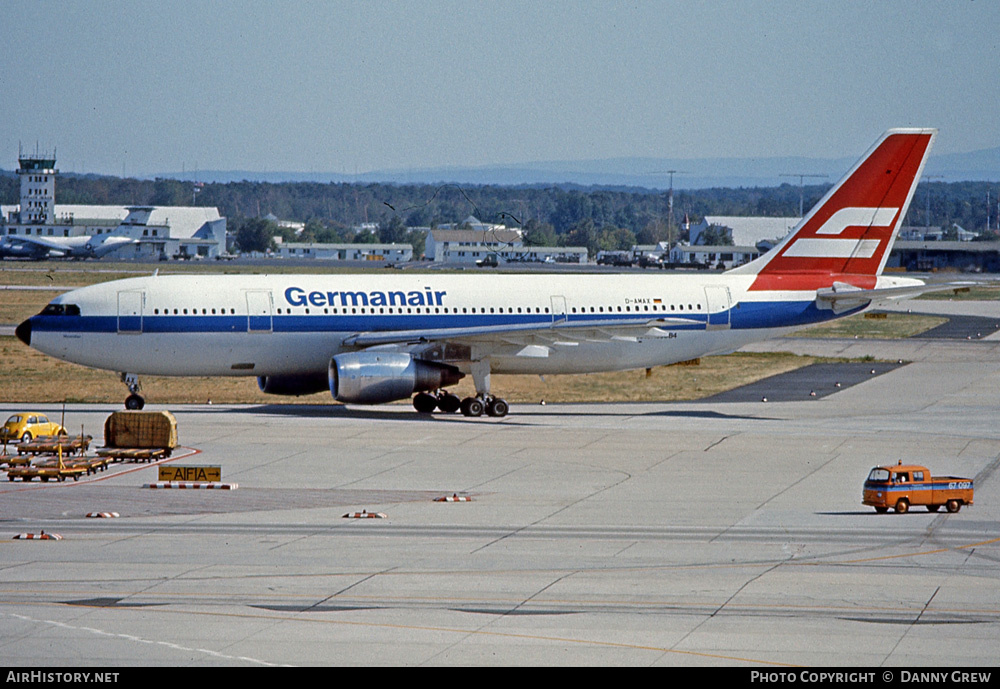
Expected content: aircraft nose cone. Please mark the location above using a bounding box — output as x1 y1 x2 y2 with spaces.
15 319 31 346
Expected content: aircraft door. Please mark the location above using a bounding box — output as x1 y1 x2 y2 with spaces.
704 285 731 330
117 290 143 334
246 290 273 333
550 295 567 325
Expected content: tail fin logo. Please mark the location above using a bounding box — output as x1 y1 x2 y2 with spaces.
735 129 936 291
783 206 898 258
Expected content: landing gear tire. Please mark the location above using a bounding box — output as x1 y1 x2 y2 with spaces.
461 397 485 417
437 392 461 414
486 397 509 418
413 392 438 414
121 373 144 410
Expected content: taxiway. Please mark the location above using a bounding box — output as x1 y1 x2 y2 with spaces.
1 312 999 666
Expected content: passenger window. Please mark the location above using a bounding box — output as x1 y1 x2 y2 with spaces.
913 471 924 481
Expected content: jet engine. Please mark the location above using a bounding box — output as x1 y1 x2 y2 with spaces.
257 373 330 396
330 352 463 404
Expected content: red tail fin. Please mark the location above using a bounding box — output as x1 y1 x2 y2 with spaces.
731 129 936 291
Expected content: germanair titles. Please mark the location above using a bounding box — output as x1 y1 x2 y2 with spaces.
284 286 447 308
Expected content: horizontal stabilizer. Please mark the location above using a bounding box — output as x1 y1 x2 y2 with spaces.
815 281 975 313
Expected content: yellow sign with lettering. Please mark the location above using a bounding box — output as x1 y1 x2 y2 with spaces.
158 466 222 482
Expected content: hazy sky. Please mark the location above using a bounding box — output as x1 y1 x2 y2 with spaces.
2 1 998 177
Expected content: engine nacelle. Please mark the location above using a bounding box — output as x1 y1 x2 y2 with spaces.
330 352 463 405
257 373 330 397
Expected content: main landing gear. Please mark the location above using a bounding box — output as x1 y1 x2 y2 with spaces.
120 372 145 410
412 358 509 418
412 391 509 418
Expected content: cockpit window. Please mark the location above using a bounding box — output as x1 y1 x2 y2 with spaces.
39 304 80 316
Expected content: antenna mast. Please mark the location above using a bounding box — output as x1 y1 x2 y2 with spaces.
780 173 828 217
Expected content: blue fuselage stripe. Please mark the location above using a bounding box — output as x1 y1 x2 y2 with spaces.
28 300 853 336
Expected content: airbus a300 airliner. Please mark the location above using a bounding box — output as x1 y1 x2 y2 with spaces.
16 129 941 417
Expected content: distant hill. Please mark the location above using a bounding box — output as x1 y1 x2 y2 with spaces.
154 146 1000 190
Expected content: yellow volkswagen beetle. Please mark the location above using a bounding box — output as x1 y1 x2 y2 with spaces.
1 413 67 443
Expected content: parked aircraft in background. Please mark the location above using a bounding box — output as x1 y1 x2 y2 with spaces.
0 232 135 260
17 129 944 417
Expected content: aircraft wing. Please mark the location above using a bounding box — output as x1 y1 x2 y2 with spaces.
815 281 977 313
4 234 73 256
0 237 52 259
342 315 703 355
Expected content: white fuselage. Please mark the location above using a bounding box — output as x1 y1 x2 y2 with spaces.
25 270 897 379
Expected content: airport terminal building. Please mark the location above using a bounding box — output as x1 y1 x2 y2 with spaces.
275 241 413 263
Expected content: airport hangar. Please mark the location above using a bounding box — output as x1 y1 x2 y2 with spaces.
1 298 999 667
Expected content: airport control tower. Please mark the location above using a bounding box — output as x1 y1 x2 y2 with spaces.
17 146 57 225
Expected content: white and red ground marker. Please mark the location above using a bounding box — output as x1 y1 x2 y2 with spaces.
342 510 387 519
435 494 472 502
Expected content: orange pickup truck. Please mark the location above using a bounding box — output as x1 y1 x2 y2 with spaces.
863 462 974 514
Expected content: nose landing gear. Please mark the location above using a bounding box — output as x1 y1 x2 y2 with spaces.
120 373 145 410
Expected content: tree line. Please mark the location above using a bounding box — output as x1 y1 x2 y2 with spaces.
2 173 997 257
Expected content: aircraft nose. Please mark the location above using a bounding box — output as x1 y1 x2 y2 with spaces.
15 319 31 346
